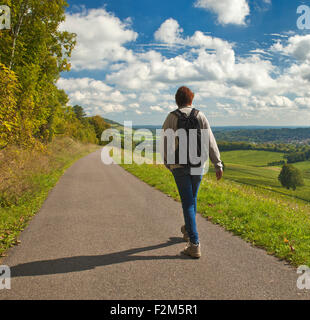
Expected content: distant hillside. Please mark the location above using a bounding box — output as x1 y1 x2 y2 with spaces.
102 118 123 127
133 125 309 131
214 127 310 144
102 118 125 132
212 126 310 132
132 125 310 144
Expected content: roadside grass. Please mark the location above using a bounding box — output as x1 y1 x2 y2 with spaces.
0 137 100 258
121 162 310 266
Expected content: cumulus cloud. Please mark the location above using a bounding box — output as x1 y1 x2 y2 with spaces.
295 97 310 110
106 19 237 89
107 20 275 95
271 34 310 62
59 8 138 70
154 18 184 45
135 110 144 115
102 18 310 123
57 78 128 113
57 11 310 124
150 106 164 112
194 0 250 25
154 18 232 51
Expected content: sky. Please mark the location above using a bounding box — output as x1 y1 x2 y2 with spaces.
57 0 310 126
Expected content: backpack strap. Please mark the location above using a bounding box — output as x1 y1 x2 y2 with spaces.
171 109 185 118
172 108 200 118
189 108 200 118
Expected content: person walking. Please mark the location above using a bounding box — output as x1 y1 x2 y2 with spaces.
161 86 223 259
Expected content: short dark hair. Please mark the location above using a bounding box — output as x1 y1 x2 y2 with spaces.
175 86 195 107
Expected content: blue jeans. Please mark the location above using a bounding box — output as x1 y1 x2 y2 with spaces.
172 167 203 244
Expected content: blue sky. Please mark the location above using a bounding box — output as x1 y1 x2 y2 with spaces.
57 0 310 126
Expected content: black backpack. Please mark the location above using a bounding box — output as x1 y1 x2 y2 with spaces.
171 108 202 168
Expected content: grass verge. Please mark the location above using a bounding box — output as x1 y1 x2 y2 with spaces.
0 137 99 258
121 162 310 267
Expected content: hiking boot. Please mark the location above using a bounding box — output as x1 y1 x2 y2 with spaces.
181 225 189 242
182 242 201 259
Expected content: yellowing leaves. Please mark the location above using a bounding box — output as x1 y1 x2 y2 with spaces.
0 63 19 147
283 237 295 252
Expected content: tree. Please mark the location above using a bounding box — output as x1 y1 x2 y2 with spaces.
0 63 19 148
87 115 111 144
278 164 304 190
0 0 76 146
73 105 86 122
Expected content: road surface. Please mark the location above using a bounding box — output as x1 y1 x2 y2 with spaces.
1 149 309 299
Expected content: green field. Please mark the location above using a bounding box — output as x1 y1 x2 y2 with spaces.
218 150 310 202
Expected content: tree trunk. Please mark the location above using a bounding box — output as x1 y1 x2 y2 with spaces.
9 0 29 70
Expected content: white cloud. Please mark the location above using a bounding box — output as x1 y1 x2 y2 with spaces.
107 21 276 96
106 20 237 89
154 18 233 51
58 77 112 92
194 0 250 25
295 97 310 110
129 103 140 109
262 96 294 109
58 12 310 125
271 34 310 62
150 106 164 112
230 55 276 92
59 8 138 70
57 78 127 113
154 18 183 45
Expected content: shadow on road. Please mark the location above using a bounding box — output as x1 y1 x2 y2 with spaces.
10 237 189 277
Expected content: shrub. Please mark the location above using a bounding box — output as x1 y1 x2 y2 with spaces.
278 164 304 190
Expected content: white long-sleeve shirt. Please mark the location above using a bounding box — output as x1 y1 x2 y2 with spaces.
161 106 223 172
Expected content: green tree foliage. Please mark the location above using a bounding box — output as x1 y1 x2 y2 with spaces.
52 105 98 144
87 115 111 145
278 164 304 191
73 105 86 122
286 150 310 164
0 63 19 148
267 160 285 166
0 1 109 147
217 141 291 153
0 0 77 146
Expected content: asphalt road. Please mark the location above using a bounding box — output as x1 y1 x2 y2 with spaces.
1 149 309 300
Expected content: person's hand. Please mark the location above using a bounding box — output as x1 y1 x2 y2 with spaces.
216 169 223 181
